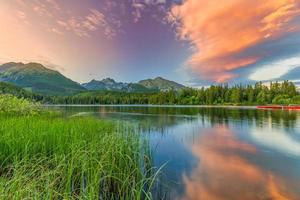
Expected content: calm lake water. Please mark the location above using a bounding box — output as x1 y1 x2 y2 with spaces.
50 105 300 200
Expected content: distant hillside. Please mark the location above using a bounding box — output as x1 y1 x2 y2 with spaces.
0 62 85 95
0 82 42 100
138 77 185 91
82 78 157 93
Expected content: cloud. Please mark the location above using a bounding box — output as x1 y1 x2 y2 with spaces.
132 3 146 23
55 8 117 38
131 0 168 23
50 27 64 35
15 10 30 25
13 0 117 38
86 9 105 25
249 56 300 81
45 0 60 11
170 0 300 83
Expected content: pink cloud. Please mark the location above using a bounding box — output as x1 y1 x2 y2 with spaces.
45 0 60 11
170 0 300 82
55 9 116 38
13 0 117 38
51 27 63 35
86 9 105 25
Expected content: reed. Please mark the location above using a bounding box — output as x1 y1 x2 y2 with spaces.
0 95 156 199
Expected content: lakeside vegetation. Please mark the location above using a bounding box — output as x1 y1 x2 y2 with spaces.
0 94 156 199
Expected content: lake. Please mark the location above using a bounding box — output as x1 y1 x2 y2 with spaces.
50 105 300 200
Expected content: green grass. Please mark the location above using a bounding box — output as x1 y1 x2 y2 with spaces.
0 95 156 199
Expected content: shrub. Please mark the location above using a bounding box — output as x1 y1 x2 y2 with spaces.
272 95 291 105
291 95 300 104
0 94 41 116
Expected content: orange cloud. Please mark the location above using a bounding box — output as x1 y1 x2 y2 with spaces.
171 0 300 82
180 126 299 200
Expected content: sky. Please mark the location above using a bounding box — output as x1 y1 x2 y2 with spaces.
0 0 300 86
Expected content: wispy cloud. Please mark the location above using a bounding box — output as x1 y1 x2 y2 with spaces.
55 9 117 38
15 10 30 25
249 56 300 81
13 0 118 38
45 0 61 11
129 0 170 23
50 27 64 35
132 3 146 23
170 0 300 83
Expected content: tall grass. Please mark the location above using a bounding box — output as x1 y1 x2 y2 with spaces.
0 95 156 199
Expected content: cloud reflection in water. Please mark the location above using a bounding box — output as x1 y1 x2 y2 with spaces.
180 125 299 200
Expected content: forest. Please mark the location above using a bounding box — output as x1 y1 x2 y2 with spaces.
45 81 300 105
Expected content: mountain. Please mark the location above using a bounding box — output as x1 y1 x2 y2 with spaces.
0 62 85 95
82 78 156 92
82 77 185 92
82 78 128 91
138 77 185 91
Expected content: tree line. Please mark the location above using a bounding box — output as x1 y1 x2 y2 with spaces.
45 81 300 105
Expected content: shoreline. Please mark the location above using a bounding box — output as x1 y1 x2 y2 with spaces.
43 104 300 110
44 104 257 109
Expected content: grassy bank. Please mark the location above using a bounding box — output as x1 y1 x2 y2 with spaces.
0 95 155 199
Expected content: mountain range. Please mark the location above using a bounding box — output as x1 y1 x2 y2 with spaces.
82 77 185 92
0 62 186 95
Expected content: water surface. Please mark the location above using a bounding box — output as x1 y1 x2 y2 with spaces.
51 105 300 200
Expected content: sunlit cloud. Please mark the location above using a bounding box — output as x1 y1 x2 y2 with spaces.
132 3 146 23
45 0 61 11
50 27 64 35
55 9 116 38
249 56 300 81
12 0 117 38
170 0 300 82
